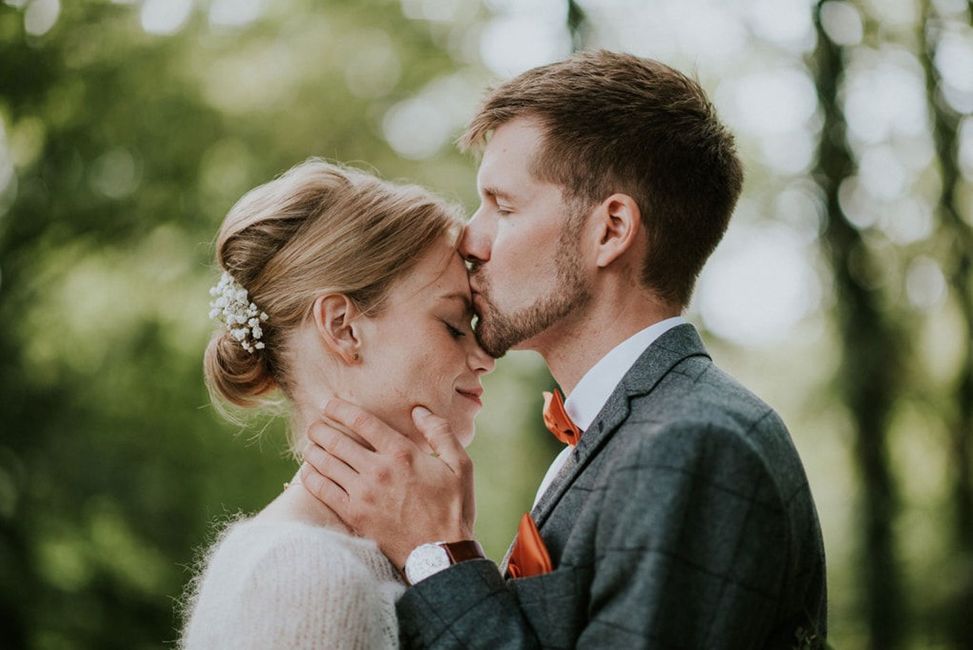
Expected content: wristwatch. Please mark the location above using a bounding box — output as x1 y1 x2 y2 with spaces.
403 540 486 585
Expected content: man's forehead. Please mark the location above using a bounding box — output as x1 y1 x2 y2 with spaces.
476 153 526 198
475 150 504 185
478 121 541 172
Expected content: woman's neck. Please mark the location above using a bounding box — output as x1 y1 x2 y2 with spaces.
255 470 353 534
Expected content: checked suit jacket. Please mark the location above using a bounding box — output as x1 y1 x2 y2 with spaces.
397 324 827 649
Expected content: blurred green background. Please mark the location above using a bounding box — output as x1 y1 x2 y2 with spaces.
2 0 972 648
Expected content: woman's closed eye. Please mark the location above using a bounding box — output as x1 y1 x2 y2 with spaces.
444 320 466 338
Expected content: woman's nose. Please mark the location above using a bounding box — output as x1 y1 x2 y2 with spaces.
469 342 496 376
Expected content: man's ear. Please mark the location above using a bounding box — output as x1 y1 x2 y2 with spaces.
310 294 363 365
592 193 643 269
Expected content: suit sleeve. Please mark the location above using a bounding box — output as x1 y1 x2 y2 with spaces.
577 420 789 648
397 421 789 649
397 557 538 649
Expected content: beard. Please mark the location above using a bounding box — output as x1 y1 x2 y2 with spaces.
472 212 592 358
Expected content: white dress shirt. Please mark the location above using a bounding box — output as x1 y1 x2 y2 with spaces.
531 316 688 507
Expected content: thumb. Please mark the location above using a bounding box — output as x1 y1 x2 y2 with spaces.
412 405 449 439
412 406 463 467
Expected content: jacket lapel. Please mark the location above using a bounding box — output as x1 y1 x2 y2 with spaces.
530 324 711 529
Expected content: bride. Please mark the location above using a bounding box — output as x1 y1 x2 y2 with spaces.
180 159 494 649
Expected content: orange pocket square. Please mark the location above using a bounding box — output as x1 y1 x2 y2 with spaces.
506 512 553 579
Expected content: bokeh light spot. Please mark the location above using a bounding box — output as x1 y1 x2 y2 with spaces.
728 68 818 137
140 0 193 36
23 0 59 36
89 148 140 200
844 47 927 144
382 98 451 160
746 0 815 53
697 224 820 347
479 11 570 78
820 1 863 47
906 256 947 309
343 30 402 99
209 0 264 28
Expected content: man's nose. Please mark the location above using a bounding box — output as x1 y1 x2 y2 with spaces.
459 209 491 264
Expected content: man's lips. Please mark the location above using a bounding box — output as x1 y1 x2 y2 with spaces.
469 276 484 299
471 290 486 313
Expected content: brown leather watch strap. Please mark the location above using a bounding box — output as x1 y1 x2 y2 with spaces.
441 540 486 564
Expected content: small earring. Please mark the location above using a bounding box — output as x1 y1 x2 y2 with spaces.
353 353 360 361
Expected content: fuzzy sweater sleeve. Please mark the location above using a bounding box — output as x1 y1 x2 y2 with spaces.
181 521 401 650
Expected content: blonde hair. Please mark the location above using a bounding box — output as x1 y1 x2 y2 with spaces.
204 159 462 420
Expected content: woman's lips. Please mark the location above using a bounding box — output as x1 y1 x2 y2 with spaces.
456 388 483 407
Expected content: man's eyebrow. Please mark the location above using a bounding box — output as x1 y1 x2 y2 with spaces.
481 185 516 203
439 292 473 312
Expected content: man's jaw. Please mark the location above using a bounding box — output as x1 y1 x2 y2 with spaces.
470 289 505 357
473 317 506 360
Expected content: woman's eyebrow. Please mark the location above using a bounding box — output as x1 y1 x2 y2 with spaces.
438 292 473 313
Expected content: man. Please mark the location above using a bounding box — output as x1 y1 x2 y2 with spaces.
301 50 827 648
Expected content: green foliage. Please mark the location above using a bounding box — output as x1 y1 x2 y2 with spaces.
2 1 971 649
0 2 554 647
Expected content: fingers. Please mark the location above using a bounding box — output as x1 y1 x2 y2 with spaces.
299 463 349 517
306 419 372 471
302 442 359 492
323 397 414 454
412 406 470 475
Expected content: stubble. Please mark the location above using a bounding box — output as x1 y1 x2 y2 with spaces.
472 209 592 358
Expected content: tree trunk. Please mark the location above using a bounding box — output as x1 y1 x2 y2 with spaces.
811 3 905 647
567 0 587 53
918 2 973 646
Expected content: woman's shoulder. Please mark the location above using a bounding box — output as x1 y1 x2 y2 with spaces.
207 517 380 583
180 517 403 649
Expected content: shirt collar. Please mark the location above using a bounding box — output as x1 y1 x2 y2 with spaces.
563 316 687 432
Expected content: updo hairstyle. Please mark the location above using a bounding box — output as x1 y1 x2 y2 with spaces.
204 159 462 416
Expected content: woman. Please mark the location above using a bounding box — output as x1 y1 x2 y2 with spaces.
180 160 494 649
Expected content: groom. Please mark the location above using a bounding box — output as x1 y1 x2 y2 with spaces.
301 50 827 648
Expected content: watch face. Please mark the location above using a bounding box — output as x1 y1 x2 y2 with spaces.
405 543 450 585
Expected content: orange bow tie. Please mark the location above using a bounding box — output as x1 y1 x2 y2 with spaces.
506 512 553 579
543 389 583 446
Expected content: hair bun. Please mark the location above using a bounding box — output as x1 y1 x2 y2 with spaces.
204 332 275 410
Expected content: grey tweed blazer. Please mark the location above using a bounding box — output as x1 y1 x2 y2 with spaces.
397 324 827 649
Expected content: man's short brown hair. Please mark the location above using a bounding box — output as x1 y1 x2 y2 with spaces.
460 50 744 307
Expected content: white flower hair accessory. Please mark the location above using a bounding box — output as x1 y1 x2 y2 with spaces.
208 271 269 354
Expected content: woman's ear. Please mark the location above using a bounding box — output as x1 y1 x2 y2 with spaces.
310 294 363 365
592 193 643 269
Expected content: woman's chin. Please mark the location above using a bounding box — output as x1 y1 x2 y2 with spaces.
454 421 476 448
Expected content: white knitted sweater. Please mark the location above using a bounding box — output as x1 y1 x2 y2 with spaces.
180 515 404 649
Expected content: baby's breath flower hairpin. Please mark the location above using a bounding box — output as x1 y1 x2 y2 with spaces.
208 271 269 354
